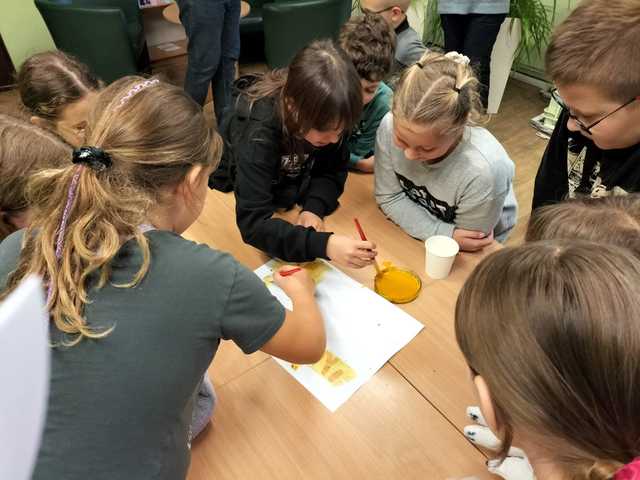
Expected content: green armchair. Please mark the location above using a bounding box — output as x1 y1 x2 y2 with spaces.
34 0 146 83
263 0 350 68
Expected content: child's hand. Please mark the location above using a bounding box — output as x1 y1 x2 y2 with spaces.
326 234 377 269
453 228 494 252
355 156 375 173
297 211 325 232
274 265 316 299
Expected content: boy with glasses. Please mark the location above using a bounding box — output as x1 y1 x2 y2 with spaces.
359 0 426 71
532 0 640 209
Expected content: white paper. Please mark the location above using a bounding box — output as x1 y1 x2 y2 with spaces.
255 260 423 412
0 276 50 480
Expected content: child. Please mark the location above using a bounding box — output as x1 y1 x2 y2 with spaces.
0 76 326 480
212 39 378 268
465 193 640 480
359 0 426 71
374 51 517 252
532 0 640 209
456 241 640 480
0 114 70 241
526 194 640 255
339 13 395 173
18 50 101 147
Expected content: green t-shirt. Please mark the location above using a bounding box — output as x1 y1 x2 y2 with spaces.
347 82 393 167
0 229 285 480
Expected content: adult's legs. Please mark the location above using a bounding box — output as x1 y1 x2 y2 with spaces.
176 0 225 107
212 0 241 125
440 14 469 54
462 13 507 109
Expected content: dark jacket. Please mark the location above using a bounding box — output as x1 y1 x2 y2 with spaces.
211 85 349 262
532 109 640 210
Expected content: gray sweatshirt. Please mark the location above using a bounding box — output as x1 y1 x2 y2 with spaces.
374 113 517 241
438 0 510 15
395 19 427 69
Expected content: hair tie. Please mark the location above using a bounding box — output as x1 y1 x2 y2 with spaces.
615 457 640 480
72 147 112 172
453 86 461 94
445 51 471 66
415 61 424 69
117 78 159 108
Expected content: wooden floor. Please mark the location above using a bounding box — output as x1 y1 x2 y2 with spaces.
0 56 548 479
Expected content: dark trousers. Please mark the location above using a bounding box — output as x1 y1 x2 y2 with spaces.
440 13 506 109
176 0 241 125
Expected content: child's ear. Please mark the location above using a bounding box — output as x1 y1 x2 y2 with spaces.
30 116 49 130
473 375 499 434
187 164 207 191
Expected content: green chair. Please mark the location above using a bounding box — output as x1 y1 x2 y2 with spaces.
241 0 267 35
54 0 147 62
34 0 140 83
263 0 350 68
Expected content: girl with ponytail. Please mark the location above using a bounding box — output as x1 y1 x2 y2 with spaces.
374 51 517 251
0 76 325 480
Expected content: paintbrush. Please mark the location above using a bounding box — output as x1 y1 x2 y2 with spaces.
354 218 381 274
279 267 302 277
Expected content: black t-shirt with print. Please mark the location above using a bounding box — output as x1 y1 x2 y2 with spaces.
532 109 640 209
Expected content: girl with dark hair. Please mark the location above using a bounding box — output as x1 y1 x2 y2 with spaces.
212 40 378 268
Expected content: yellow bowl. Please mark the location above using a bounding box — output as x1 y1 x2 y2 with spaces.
374 267 422 304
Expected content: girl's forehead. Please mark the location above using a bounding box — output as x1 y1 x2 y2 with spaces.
394 119 443 145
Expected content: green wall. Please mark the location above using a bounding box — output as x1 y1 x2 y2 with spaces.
0 0 55 70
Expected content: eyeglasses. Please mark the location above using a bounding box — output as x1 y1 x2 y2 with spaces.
551 88 638 135
361 5 403 14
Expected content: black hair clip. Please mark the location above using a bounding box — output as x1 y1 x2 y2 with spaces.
72 147 112 172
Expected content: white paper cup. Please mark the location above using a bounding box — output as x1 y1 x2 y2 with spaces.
425 235 460 280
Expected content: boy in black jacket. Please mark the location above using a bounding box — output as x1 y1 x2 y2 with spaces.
532 0 640 210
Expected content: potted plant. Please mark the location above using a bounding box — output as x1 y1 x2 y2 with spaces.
424 0 556 113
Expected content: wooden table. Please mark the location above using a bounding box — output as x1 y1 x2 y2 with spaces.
183 173 499 479
163 1 251 24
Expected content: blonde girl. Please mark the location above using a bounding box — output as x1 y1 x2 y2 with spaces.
0 114 70 241
0 77 325 480
18 50 101 147
456 241 640 480
374 51 517 251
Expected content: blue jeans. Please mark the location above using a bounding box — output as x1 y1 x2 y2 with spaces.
177 0 241 125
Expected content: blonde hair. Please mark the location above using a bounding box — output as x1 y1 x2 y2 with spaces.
546 0 640 103
0 114 71 241
526 195 640 257
455 241 640 480
1 76 223 345
392 51 484 136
